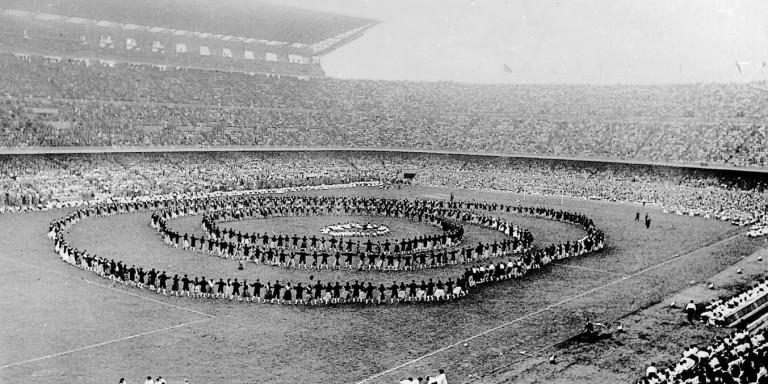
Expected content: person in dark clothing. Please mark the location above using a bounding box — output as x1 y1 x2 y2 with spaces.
686 300 697 325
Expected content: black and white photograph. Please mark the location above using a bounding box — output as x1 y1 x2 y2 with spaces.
0 0 767 383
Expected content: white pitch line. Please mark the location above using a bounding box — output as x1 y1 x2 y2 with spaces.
352 233 743 384
0 318 211 370
554 263 627 277
0 256 215 319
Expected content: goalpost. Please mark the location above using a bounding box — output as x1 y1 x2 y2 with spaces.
520 187 565 206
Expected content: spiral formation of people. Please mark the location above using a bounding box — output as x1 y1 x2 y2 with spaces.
49 184 605 307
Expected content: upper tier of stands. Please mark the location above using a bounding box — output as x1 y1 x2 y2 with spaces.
0 1 373 76
0 0 372 46
1 53 767 169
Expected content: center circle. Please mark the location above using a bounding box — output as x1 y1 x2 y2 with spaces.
320 222 390 237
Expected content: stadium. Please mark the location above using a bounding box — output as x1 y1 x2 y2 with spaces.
1 1 767 384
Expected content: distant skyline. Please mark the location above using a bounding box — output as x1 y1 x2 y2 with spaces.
263 0 768 84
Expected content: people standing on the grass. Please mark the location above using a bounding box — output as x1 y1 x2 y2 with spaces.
686 300 697 325
47 195 604 307
151 195 608 274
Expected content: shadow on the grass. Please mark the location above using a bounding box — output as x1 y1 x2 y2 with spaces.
555 331 614 349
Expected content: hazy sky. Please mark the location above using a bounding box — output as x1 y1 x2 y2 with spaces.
264 0 767 84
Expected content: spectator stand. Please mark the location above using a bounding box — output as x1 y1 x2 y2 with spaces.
702 278 768 332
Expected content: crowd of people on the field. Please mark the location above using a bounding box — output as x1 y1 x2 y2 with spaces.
150 195 542 271
47 188 605 306
700 279 768 327
637 327 768 384
2 53 767 166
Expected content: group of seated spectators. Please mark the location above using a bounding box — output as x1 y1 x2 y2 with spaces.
701 279 768 327
1 53 767 166
408 154 768 225
638 328 768 384
0 151 386 210
2 152 766 233
748 223 768 238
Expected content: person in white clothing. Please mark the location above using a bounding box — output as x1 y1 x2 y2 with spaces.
645 363 658 377
434 369 448 384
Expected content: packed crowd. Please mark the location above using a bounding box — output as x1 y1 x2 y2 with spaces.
404 154 768 226
150 195 545 272
3 54 765 119
2 152 766 234
0 152 386 211
48 189 605 306
701 279 768 327
638 328 768 384
196 196 468 253
748 224 768 238
2 53 767 167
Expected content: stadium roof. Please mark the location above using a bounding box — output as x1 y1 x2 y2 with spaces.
0 0 374 45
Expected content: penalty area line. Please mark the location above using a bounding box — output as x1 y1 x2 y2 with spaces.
0 318 212 370
352 233 743 384
0 256 215 319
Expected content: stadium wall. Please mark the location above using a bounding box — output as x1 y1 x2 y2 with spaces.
1 145 767 175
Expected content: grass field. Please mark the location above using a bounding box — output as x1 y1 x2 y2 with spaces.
1 185 765 384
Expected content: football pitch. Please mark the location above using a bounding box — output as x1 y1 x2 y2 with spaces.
1 185 763 384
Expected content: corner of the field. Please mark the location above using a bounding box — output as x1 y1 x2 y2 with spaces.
663 244 767 311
